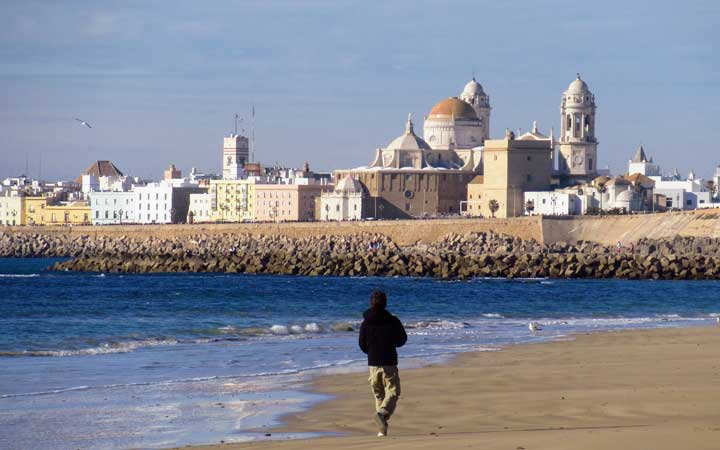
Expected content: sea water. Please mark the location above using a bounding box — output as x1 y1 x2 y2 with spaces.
1 258 719 450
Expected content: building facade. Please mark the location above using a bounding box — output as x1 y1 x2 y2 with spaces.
466 127 554 218
134 183 204 224
255 183 330 222
209 179 256 222
188 192 212 223
89 191 136 225
0 194 25 226
320 175 363 221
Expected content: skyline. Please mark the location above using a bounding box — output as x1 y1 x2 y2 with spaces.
1 0 718 181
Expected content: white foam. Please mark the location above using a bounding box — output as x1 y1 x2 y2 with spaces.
0 273 39 278
304 323 321 333
406 320 469 330
269 325 289 335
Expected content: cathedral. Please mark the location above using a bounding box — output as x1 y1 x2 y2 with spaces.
330 75 599 219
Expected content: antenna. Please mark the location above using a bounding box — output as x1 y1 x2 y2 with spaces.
25 153 28 177
251 104 256 163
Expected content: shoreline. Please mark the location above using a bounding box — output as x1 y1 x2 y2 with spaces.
176 325 720 450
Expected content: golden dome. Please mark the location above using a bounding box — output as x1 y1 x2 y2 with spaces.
428 97 477 119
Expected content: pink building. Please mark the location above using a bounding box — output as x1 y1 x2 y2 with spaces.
255 184 331 222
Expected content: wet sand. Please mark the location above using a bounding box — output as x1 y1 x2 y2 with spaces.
178 326 720 450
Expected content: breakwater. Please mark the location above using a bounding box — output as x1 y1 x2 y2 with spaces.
3 231 720 280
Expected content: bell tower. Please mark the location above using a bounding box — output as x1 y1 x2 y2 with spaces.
459 77 491 142
558 74 598 182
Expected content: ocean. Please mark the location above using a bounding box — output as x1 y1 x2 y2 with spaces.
1 257 719 450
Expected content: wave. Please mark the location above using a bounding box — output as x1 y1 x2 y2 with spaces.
1 338 179 357
406 319 469 330
481 313 505 318
0 273 39 278
0 357 368 399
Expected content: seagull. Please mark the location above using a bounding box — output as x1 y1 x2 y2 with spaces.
75 118 92 128
529 322 542 332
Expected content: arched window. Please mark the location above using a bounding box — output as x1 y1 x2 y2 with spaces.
566 114 572 130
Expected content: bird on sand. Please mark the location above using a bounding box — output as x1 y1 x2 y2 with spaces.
529 322 542 332
75 118 92 128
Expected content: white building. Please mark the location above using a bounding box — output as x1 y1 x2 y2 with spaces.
628 147 713 210
223 134 249 180
628 145 660 176
134 182 205 224
320 175 364 221
89 191 136 225
188 192 212 223
524 191 576 216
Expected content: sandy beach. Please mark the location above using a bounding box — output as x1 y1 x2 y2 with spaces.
180 326 720 450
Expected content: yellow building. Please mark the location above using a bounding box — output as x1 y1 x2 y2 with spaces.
466 126 553 218
209 179 256 222
25 197 91 226
0 194 25 226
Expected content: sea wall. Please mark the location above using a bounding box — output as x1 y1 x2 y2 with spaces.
541 209 720 245
1 216 544 246
3 210 719 246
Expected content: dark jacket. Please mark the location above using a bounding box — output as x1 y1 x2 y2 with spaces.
359 308 407 366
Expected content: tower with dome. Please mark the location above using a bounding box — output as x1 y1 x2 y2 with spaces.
558 74 598 182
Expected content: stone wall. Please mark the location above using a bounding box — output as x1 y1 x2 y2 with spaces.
2 216 544 246
3 210 720 246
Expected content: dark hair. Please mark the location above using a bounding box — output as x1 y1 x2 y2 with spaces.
370 289 387 310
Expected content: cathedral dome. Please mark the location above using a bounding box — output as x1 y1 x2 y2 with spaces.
462 77 486 96
335 175 362 194
566 74 591 94
385 114 431 151
428 97 478 119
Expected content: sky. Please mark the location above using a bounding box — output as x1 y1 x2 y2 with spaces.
0 0 718 181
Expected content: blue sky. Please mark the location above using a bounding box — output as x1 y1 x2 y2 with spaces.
0 0 718 181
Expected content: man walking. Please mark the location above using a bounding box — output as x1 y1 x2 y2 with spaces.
359 289 407 437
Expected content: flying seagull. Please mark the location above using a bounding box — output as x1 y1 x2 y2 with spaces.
75 118 92 128
528 322 542 332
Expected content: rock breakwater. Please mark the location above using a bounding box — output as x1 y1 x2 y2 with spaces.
2 231 720 280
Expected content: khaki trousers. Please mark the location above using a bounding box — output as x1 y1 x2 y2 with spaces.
368 365 401 418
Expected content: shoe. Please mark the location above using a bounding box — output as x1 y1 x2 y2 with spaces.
373 412 388 435
377 432 386 437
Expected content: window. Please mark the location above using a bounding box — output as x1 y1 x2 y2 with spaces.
588 158 593 170
95 211 99 219
527 156 531 161
686 200 692 206
526 174 532 182
494 155 498 161
405 203 411 211
105 211 109 219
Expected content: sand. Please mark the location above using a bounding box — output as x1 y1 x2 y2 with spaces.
178 326 720 450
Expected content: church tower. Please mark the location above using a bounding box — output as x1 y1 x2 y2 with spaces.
459 77 491 142
223 133 249 180
558 74 597 182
